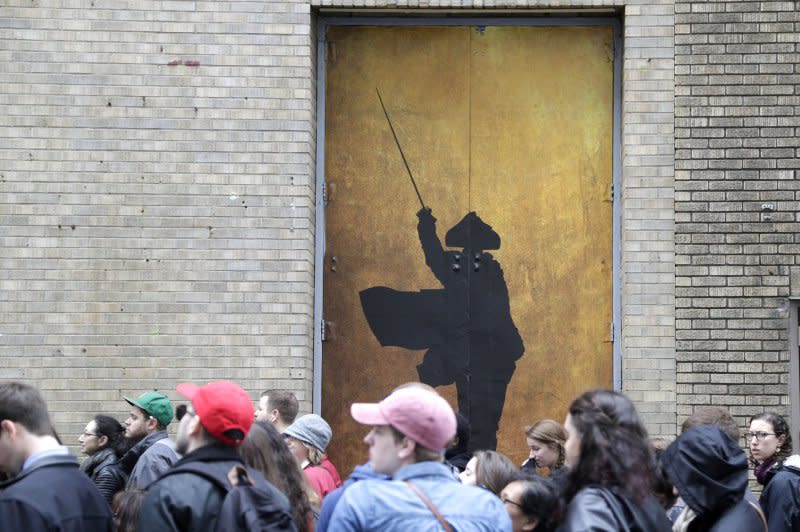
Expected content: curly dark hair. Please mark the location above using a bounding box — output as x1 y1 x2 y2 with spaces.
748 412 793 466
239 421 314 532
562 389 656 504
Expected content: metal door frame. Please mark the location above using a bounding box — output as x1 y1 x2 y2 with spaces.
313 15 623 412
789 300 800 438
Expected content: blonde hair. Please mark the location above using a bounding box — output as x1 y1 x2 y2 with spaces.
525 419 567 469
302 441 324 466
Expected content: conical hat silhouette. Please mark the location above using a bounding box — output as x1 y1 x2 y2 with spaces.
445 212 500 250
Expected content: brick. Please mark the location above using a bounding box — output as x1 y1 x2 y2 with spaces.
674 0 797 434
2 0 317 451
7 0 798 448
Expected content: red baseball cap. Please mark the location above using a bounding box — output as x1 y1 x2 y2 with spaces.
176 381 254 447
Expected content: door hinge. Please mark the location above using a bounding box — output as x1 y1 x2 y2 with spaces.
322 181 336 205
610 321 615 342
327 41 336 64
609 183 615 202
320 318 326 342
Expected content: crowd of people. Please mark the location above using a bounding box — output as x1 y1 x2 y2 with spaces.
0 379 798 531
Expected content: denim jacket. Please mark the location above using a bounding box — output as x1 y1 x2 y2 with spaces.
328 461 511 531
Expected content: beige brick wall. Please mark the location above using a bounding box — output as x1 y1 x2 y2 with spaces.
1 0 679 450
674 0 800 433
619 1 677 437
1 0 317 443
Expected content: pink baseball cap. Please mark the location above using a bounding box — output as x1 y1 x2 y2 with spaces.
351 387 457 451
176 381 254 447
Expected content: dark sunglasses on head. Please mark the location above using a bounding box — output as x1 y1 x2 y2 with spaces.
175 404 188 421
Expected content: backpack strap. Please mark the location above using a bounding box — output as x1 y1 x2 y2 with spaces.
404 480 453 532
159 461 232 493
746 500 767 532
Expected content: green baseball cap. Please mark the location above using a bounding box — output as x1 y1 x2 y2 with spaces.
123 391 174 426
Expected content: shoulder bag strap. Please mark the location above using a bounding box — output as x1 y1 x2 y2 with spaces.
746 500 767 532
404 480 453 532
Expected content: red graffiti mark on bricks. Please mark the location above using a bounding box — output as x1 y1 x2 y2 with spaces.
166 59 200 67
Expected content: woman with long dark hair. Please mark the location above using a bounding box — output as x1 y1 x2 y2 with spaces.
79 414 130 505
239 420 317 532
557 389 670 531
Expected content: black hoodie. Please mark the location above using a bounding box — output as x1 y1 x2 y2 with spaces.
661 425 765 532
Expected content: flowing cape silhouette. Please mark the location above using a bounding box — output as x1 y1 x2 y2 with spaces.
359 209 524 451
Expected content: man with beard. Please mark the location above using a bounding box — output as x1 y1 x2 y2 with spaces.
118 390 180 488
137 380 294 532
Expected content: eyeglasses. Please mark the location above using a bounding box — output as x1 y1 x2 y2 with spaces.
501 497 524 510
81 431 98 438
744 431 777 442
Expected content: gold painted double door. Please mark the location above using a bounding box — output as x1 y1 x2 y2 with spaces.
322 24 614 473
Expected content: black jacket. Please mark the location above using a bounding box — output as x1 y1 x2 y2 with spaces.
80 447 127 505
0 452 113 531
661 425 765 532
557 486 671 531
759 455 800 532
137 443 292 532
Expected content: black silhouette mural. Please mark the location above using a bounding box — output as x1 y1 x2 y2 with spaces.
360 208 524 451
360 91 525 450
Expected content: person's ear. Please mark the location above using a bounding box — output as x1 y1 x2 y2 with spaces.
521 516 539 531
270 409 279 423
188 415 202 436
145 416 158 431
397 436 416 460
97 434 109 448
0 419 17 438
778 433 788 448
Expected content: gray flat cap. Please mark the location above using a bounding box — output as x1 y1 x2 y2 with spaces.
284 414 332 452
